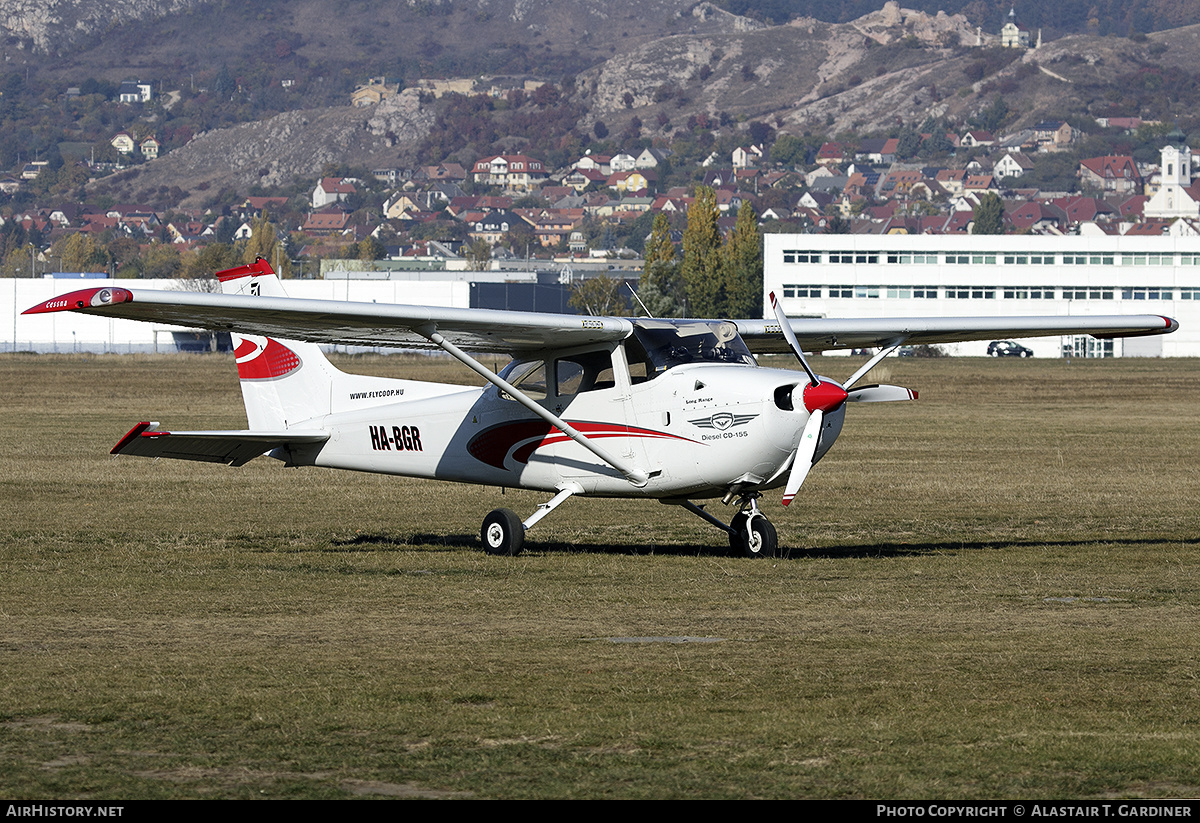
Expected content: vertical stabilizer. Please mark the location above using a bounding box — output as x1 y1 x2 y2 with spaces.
216 258 339 430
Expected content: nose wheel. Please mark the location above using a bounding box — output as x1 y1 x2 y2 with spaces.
729 510 778 558
675 497 780 558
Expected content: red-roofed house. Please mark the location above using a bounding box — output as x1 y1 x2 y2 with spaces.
312 177 357 209
471 155 548 191
1079 156 1142 195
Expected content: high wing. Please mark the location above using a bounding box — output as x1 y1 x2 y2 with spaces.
24 283 1176 355
23 285 632 354
736 315 1178 354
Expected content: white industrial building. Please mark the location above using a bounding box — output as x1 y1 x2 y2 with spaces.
7 233 1200 357
765 233 1200 357
2 275 477 354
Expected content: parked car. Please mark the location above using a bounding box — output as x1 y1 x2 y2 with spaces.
987 340 1033 358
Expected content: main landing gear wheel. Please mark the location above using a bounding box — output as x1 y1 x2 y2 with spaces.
730 512 778 558
482 508 525 556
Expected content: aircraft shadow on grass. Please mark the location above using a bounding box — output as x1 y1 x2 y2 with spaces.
329 532 1200 559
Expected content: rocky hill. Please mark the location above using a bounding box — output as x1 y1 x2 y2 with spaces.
29 1 1199 204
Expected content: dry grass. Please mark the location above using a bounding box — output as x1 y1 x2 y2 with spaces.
2 352 1200 799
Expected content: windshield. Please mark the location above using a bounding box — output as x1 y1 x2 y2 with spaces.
628 320 756 379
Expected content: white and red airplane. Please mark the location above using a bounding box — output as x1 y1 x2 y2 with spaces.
25 258 1177 557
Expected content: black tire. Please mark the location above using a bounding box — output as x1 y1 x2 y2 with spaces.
481 508 525 556
732 514 778 558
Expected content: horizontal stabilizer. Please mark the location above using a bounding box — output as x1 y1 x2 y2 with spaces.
111 422 329 467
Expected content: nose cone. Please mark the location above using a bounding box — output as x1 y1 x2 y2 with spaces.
801 380 848 414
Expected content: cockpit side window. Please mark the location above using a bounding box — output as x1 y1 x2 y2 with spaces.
498 359 547 400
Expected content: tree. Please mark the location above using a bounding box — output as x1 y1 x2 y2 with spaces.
824 213 851 234
241 212 291 276
681 186 724 318
721 202 763 319
53 233 106 273
770 134 806 166
636 213 684 317
358 235 386 261
464 238 492 271
569 275 628 316
971 192 1006 234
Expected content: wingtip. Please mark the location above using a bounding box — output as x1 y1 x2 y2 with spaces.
24 287 132 315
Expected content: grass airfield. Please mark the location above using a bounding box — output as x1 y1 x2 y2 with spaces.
2 351 1199 799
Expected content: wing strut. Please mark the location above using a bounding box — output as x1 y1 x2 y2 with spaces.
420 327 651 487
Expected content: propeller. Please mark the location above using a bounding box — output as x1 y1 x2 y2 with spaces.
769 293 917 507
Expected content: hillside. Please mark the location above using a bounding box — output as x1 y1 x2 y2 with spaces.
88 1 1200 207
0 1 1181 206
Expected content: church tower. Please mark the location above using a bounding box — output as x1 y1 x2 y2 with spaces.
1145 140 1198 219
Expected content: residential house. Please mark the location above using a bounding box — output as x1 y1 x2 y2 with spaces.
312 177 357 209
242 196 290 217
702 169 739 190
117 81 153 103
634 148 671 169
573 154 612 176
960 130 996 148
139 137 160 159
610 153 637 173
414 163 467 183
856 137 898 165
352 77 399 107
1078 155 1142 195
935 169 967 195
796 190 836 212
110 132 136 154
816 142 846 165
471 155 548 192
1095 116 1144 131
467 210 531 244
1005 201 1067 233
1032 121 1081 152
372 167 406 185
963 175 997 192
1050 195 1117 224
301 208 352 236
524 208 585 247
563 168 607 192
993 152 1034 181
879 169 927 199
607 170 654 195
731 145 763 169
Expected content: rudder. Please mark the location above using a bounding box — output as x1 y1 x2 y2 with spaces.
216 258 340 430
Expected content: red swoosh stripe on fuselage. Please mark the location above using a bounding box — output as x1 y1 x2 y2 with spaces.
467 420 697 471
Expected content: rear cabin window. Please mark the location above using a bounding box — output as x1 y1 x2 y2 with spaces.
498 349 616 399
